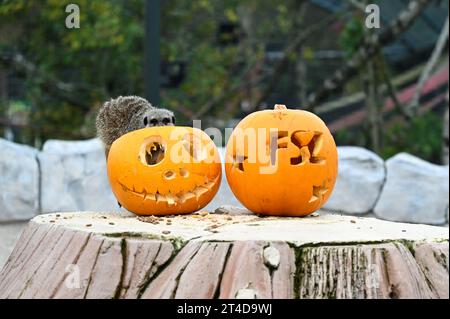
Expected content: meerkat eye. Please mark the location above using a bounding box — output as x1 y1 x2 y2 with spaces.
150 118 158 126
143 116 148 126
162 117 170 125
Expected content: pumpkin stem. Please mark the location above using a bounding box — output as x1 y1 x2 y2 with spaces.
274 104 287 110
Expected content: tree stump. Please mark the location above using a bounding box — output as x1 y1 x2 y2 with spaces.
0 209 448 299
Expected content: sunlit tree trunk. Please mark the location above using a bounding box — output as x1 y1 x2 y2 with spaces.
365 60 382 153
294 2 308 106
1 211 447 299
409 16 449 115
296 58 308 106
0 70 5 137
363 1 383 153
0 69 13 141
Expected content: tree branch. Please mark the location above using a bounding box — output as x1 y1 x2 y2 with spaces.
376 55 413 120
306 0 433 110
1 51 100 111
255 13 338 110
192 59 268 118
408 15 449 114
192 9 340 118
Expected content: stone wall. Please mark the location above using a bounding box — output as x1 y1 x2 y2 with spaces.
39 139 119 213
0 138 448 225
0 139 39 221
323 147 449 225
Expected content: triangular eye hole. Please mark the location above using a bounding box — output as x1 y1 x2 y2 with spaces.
182 133 207 162
139 136 166 166
232 153 248 172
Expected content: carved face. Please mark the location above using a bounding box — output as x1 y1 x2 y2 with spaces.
225 105 338 216
107 126 222 215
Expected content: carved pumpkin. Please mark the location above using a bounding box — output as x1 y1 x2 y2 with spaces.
225 104 338 216
107 126 222 215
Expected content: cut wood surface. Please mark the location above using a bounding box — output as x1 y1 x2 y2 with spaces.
0 208 448 299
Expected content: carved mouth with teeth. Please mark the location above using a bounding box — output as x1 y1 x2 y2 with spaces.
107 126 222 215
118 175 219 207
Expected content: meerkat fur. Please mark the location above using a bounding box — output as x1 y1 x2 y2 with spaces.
96 95 175 157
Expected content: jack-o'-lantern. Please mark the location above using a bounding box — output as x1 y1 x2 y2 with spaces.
107 126 222 215
225 104 338 216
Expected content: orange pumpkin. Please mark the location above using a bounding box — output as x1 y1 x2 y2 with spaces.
225 104 338 216
107 126 222 215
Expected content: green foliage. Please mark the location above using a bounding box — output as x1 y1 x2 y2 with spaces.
159 0 298 122
339 16 364 59
1 0 145 142
334 126 367 147
1 0 302 143
335 110 445 163
1 0 442 167
380 111 443 164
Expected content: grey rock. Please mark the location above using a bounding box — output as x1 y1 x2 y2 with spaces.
323 146 385 215
0 138 40 221
214 205 253 216
43 138 104 154
374 153 449 225
235 288 256 299
39 138 120 213
263 246 280 268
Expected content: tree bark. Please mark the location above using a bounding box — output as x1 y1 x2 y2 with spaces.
364 11 383 153
0 69 15 141
378 56 412 120
0 209 447 299
296 57 308 106
365 60 381 152
294 3 308 107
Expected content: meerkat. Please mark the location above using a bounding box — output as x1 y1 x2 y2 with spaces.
96 95 175 157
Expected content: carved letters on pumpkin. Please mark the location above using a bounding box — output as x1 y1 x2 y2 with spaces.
272 130 329 203
268 130 325 166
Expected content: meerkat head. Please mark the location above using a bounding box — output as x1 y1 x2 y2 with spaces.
96 96 177 158
142 108 176 127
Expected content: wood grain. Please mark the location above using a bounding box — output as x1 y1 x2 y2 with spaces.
0 211 447 299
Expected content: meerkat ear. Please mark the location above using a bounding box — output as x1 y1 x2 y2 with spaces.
172 116 176 125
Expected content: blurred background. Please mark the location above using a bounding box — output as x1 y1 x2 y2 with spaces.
0 0 449 269
0 0 448 163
